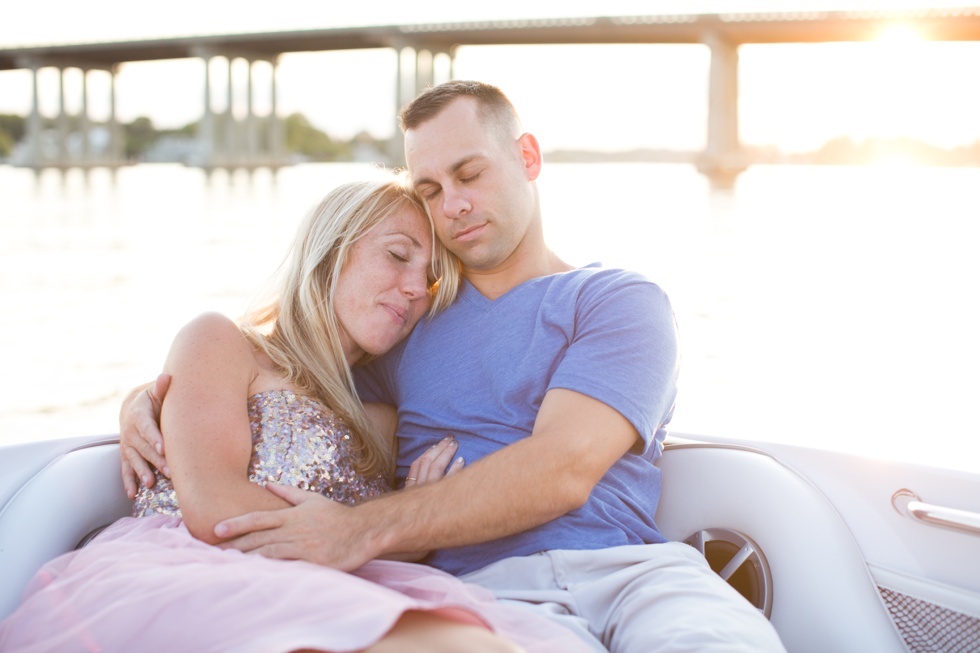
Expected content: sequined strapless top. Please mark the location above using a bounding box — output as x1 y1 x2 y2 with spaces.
133 389 390 518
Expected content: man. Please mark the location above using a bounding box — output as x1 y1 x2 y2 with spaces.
121 80 785 652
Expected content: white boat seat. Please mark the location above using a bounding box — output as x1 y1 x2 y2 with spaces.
0 437 133 622
655 442 907 653
0 435 911 653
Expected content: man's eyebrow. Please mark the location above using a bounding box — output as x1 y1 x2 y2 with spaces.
450 155 483 175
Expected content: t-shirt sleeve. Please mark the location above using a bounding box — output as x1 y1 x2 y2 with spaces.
547 271 679 453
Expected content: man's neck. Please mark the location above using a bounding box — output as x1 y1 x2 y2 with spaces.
464 250 574 300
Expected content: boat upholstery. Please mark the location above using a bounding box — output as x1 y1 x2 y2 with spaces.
0 436 132 622
656 442 907 653
0 435 910 652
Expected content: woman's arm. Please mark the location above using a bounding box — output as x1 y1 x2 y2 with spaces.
161 312 290 544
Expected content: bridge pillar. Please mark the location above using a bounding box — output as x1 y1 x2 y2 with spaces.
56 68 69 163
447 46 457 82
19 59 43 168
416 48 434 92
388 43 456 167
79 69 90 163
224 56 236 164
246 59 257 161
269 56 284 166
101 64 121 163
193 48 283 169
13 58 126 169
87 63 125 167
698 32 748 189
389 44 411 167
192 49 216 167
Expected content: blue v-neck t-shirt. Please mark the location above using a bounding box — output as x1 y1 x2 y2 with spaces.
355 264 680 576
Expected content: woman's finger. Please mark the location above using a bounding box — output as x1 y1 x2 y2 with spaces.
405 458 422 487
446 456 465 477
423 436 458 482
404 436 460 487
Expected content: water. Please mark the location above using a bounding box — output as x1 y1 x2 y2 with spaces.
1 161 978 473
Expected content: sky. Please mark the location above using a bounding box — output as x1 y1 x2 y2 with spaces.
3 0 980 152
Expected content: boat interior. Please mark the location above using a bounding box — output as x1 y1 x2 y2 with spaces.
1 432 978 652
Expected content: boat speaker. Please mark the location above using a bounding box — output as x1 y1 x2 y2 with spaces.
684 528 773 618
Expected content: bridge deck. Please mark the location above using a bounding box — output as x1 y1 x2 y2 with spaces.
3 9 980 70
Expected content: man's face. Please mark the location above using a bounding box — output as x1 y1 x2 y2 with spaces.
405 98 538 274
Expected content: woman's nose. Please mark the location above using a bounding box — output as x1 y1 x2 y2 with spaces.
403 269 428 299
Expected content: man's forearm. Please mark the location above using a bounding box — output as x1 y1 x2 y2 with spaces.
356 433 592 559
215 389 638 571
358 389 639 559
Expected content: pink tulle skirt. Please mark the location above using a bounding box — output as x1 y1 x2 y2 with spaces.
0 516 589 652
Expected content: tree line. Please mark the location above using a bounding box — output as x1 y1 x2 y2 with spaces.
0 112 389 162
4 111 978 166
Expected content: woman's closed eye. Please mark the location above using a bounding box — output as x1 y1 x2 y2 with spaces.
388 250 409 263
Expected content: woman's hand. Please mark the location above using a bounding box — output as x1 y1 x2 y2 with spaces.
404 435 464 488
119 373 171 498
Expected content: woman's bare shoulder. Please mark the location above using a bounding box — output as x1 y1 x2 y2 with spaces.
166 312 256 380
175 311 242 338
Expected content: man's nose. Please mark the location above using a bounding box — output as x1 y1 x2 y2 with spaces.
442 187 471 218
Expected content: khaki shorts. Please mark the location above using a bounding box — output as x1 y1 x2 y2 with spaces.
461 541 786 653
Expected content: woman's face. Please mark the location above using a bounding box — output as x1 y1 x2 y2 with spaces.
334 204 435 364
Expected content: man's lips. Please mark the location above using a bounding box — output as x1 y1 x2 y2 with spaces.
452 222 486 242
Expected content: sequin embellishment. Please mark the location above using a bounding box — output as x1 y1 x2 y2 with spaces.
132 390 390 518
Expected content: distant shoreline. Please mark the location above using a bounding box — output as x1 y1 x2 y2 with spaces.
4 110 979 168
545 140 980 167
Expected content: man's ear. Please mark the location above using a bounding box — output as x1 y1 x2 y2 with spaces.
517 132 543 182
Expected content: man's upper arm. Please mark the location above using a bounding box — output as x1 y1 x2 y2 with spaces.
547 272 679 454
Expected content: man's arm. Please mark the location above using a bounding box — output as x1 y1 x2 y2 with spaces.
216 387 638 570
118 376 462 501
118 373 171 498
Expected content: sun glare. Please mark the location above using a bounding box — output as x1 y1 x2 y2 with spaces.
873 151 918 166
876 24 923 45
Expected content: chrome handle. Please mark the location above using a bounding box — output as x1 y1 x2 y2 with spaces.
892 488 980 537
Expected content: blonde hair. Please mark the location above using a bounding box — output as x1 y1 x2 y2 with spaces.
240 175 459 477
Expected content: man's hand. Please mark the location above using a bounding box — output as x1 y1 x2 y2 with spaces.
119 373 171 498
216 484 375 570
216 436 464 567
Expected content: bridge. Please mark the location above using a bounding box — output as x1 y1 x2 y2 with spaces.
3 7 979 185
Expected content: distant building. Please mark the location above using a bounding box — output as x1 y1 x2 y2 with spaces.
8 126 113 166
143 135 208 165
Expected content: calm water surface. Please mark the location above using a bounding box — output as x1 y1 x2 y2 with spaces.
1 161 978 472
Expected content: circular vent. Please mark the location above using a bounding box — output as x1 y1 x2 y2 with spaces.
684 528 773 618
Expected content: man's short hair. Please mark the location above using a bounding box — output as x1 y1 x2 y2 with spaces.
399 80 522 136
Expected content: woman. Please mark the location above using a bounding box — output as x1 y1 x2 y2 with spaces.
0 177 589 653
